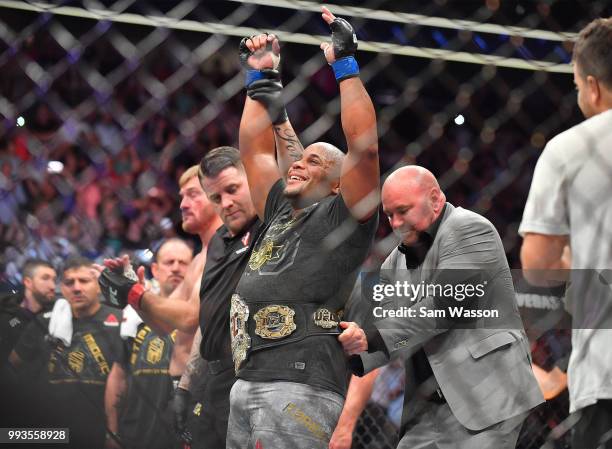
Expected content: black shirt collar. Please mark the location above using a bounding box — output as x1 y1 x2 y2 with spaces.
397 203 447 268
220 217 258 243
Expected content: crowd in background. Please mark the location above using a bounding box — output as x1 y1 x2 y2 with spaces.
0 30 570 286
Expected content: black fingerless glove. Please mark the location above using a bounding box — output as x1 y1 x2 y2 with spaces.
329 17 360 82
98 269 145 309
247 69 288 125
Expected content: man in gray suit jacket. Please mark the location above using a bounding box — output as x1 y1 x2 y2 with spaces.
339 166 543 448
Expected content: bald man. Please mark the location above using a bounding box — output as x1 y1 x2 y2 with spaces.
229 10 379 448
339 166 543 449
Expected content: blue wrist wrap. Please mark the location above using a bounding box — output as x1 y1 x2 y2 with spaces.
331 56 359 82
245 70 265 87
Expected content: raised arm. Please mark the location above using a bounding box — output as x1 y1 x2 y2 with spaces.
320 7 379 222
240 38 304 176
238 34 283 219
100 253 204 334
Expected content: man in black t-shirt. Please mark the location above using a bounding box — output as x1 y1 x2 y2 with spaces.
9 256 123 449
0 259 56 426
229 7 379 448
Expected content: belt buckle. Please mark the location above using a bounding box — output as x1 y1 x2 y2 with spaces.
230 294 251 373
254 305 296 339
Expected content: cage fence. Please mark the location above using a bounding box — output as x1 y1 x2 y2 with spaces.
0 0 610 447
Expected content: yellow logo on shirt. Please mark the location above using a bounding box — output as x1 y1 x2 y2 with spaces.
68 351 85 373
248 238 283 270
146 337 165 364
83 333 110 375
193 402 202 416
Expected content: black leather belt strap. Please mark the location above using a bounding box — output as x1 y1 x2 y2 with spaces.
206 358 234 375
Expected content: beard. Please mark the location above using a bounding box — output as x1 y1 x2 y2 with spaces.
181 220 199 235
283 184 301 199
32 290 55 307
283 181 335 210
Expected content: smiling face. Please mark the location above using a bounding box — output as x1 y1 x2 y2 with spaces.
201 166 256 236
284 143 342 209
179 175 216 235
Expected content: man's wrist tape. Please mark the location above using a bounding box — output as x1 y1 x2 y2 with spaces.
246 70 266 88
331 56 359 82
128 283 146 310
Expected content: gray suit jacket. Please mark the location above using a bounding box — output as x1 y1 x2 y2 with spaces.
362 203 543 431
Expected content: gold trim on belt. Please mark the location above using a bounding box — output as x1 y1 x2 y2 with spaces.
230 294 250 373
254 305 297 339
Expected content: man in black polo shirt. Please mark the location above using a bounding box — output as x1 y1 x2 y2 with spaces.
172 146 263 448
10 256 124 449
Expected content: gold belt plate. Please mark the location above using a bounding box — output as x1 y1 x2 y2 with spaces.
230 294 251 373
254 305 297 339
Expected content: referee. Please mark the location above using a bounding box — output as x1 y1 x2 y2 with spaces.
177 146 263 448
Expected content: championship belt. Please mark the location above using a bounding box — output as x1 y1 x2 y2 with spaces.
231 295 344 373
230 294 251 373
247 302 343 354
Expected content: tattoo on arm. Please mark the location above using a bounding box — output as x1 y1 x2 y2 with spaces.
179 356 205 391
274 126 304 162
115 390 126 413
178 329 204 391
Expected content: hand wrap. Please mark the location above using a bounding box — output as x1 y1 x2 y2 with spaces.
98 269 145 309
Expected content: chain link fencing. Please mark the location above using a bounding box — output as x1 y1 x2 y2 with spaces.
1 0 611 447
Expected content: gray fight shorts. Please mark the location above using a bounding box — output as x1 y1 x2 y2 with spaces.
226 379 344 449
